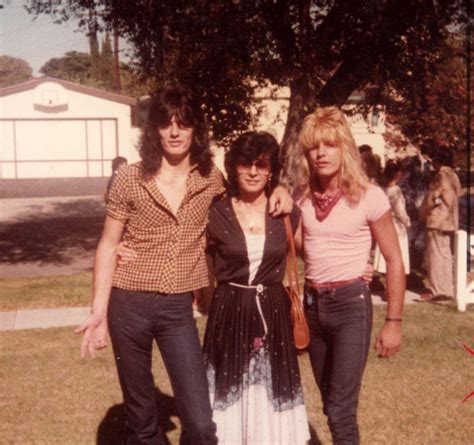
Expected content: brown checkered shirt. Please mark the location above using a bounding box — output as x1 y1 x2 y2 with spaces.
107 162 226 293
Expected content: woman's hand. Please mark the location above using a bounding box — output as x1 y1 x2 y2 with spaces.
116 242 138 266
362 262 374 283
269 185 293 216
75 311 109 358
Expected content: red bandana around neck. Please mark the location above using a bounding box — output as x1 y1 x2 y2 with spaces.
313 189 344 221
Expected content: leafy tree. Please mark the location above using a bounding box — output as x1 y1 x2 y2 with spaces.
0 55 33 87
38 49 151 97
39 51 92 83
26 1 468 156
98 32 116 90
119 63 156 98
383 34 469 168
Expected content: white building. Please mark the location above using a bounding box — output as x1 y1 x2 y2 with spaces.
0 77 140 196
213 85 388 172
0 78 389 195
254 86 386 155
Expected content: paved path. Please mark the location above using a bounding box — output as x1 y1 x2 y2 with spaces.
0 290 422 332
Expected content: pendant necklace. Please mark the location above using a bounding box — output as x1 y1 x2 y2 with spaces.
235 199 266 233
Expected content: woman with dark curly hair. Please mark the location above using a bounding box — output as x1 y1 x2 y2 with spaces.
203 131 310 444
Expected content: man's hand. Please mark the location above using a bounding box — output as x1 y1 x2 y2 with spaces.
269 185 293 216
375 322 402 358
75 311 109 359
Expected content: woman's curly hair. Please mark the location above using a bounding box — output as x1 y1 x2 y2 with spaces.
139 85 213 178
225 131 281 197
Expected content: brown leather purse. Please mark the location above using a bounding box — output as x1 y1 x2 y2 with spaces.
284 215 310 350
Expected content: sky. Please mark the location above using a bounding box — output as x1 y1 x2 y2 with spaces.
0 1 95 75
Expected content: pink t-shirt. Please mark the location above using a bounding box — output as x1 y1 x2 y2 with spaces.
296 185 390 283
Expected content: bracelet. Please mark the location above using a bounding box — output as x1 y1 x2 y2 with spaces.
386 317 402 322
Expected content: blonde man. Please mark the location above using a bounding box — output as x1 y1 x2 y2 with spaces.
289 107 405 444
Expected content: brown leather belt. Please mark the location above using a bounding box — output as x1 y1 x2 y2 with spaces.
305 276 362 290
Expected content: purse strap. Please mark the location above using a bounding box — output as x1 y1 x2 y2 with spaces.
284 215 301 298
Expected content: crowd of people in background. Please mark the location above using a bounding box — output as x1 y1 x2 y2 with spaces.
359 142 462 303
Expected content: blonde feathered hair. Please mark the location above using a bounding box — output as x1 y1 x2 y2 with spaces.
286 106 369 203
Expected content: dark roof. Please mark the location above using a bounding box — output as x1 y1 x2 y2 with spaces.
0 76 136 106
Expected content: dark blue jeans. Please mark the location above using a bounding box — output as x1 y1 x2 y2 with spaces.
304 279 373 445
107 288 217 445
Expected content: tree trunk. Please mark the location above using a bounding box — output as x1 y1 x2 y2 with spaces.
113 19 122 94
281 75 317 156
280 75 318 187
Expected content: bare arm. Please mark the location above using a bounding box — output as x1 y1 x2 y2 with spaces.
294 218 303 257
371 211 405 358
268 185 293 216
75 216 125 358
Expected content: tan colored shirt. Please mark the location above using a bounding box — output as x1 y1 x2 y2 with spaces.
107 162 226 293
420 166 462 231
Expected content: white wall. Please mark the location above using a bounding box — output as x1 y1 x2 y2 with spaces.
0 81 139 178
211 87 387 173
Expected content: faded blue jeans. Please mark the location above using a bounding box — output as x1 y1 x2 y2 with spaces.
108 288 217 445
304 279 373 445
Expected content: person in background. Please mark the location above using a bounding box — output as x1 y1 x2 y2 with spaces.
105 156 127 203
289 106 405 445
203 131 310 444
419 148 462 302
398 155 430 274
374 160 411 295
358 144 373 156
359 146 382 185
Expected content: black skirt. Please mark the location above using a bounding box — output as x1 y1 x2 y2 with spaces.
203 282 309 444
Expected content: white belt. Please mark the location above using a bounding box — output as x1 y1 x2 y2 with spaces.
228 282 268 335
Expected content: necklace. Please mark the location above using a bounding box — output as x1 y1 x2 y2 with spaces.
234 198 267 233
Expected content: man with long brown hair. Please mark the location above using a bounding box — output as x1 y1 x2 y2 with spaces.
76 85 292 444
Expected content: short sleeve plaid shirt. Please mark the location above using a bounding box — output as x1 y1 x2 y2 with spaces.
107 162 226 293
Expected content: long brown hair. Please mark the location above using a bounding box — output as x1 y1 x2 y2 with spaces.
139 85 213 178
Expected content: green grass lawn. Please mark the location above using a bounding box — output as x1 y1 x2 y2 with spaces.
0 273 92 311
1 304 473 444
0 266 308 312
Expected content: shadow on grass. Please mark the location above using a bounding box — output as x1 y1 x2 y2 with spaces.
96 388 179 445
96 387 324 445
0 199 104 266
